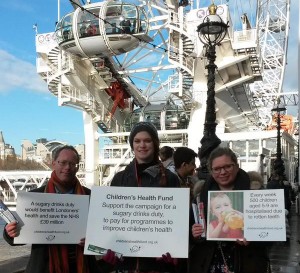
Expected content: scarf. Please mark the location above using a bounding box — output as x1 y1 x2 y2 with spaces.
133 161 167 272
134 160 167 187
45 171 89 273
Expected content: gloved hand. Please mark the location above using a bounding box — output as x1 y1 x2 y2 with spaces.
102 249 121 265
157 252 178 266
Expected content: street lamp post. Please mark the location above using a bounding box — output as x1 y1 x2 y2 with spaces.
197 3 228 179
271 103 286 178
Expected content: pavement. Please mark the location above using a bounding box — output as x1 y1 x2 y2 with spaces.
269 203 300 273
0 204 299 273
0 256 29 273
0 222 31 273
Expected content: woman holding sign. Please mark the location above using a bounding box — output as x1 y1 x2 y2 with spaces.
189 147 271 273
110 121 182 273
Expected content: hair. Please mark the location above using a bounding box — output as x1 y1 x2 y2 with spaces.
173 147 197 169
159 146 174 162
193 180 205 198
52 145 80 163
209 192 232 213
210 192 232 210
207 147 238 171
152 138 160 162
247 171 263 184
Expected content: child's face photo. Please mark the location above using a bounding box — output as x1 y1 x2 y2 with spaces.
208 191 244 240
211 194 232 218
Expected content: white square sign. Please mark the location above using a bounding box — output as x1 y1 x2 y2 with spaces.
206 189 286 241
15 192 89 244
84 186 190 258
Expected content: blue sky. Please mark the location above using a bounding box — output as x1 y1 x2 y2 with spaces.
0 1 84 155
0 0 298 155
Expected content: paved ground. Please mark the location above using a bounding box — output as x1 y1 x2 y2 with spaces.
0 223 30 273
269 204 300 273
0 238 30 263
0 235 30 273
0 204 299 273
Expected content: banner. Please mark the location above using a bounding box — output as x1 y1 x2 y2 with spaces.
84 186 190 258
207 189 286 241
14 192 89 244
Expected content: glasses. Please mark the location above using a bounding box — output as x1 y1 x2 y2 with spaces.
211 164 235 174
57 161 79 168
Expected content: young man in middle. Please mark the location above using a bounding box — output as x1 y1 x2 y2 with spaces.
173 147 198 188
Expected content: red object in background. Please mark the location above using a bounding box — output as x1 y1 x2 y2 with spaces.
106 81 131 117
87 24 97 36
267 114 294 134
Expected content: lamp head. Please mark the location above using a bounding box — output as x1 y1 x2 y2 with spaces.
208 2 217 15
197 3 228 46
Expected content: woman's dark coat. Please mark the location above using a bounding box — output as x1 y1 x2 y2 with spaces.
189 169 271 273
111 159 181 272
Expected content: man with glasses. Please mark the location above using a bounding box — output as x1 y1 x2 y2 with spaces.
3 145 101 273
50 145 81 193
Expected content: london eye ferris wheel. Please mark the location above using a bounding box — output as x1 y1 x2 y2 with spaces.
35 0 291 185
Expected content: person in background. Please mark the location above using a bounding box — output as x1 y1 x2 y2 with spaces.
267 173 291 213
86 23 97 36
173 147 197 188
171 147 199 273
248 171 265 190
120 19 131 34
282 180 292 214
3 145 101 273
110 121 181 273
159 145 176 173
267 172 282 189
189 146 271 273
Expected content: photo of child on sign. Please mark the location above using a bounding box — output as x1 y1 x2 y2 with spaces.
208 191 244 240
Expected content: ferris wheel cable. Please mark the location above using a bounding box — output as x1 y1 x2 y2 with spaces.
116 39 169 68
123 74 161 83
113 39 170 91
113 64 136 85
114 54 170 89
112 55 123 68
